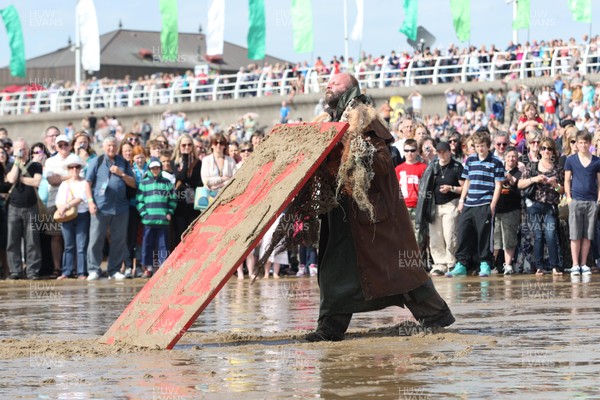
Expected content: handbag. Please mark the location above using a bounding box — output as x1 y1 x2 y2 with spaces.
53 183 78 223
194 187 218 211
521 162 538 200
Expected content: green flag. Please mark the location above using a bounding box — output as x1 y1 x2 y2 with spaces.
569 0 592 23
159 0 178 62
399 0 418 41
450 0 470 42
512 0 530 30
248 0 266 59
291 0 313 53
0 5 25 78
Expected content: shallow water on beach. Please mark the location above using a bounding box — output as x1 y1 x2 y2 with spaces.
1 274 600 399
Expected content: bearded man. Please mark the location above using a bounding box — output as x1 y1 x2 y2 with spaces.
306 73 455 342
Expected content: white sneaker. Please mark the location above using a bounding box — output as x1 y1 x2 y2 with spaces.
570 265 581 276
503 264 514 275
110 272 126 281
308 264 318 277
296 265 307 277
581 265 592 276
87 271 100 281
490 268 499 275
124 268 133 279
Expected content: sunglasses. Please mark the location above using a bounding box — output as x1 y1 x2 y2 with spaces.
404 149 417 153
570 140 577 144
449 139 458 143
128 137 139 142
530 140 540 144
541 146 554 151
496 142 508 147
157 140 168 145
68 165 82 170
32 150 44 155
181 143 193 147
57 143 70 148
213 141 227 146
241 149 253 153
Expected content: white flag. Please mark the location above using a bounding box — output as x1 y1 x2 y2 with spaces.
207 0 225 56
76 0 100 71
350 0 363 41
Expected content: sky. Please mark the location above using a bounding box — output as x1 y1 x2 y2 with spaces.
0 0 599 69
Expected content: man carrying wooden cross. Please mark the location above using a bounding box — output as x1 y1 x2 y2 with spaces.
305 73 455 342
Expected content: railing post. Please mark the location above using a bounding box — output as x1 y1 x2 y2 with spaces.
406 59 414 86
212 75 220 101
378 64 387 89
490 53 499 82
550 48 560 76
169 77 180 104
256 71 266 98
16 92 25 115
33 91 43 113
582 44 590 74
0 95 6 116
519 49 528 79
190 77 198 102
460 56 468 83
432 57 442 85
233 74 242 99
128 83 137 107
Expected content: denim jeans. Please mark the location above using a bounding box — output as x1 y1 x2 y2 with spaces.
141 226 168 268
527 201 560 270
87 209 129 276
299 245 317 266
61 212 90 277
7 205 41 278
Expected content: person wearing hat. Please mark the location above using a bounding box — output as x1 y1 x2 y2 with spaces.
55 154 90 280
45 132 72 277
415 141 465 276
136 157 176 278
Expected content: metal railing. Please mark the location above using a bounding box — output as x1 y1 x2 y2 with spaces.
1 45 599 116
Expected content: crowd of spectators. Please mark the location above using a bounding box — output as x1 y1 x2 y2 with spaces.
392 80 600 277
3 35 600 115
0 103 318 281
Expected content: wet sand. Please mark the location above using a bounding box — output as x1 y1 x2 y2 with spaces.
1 274 600 399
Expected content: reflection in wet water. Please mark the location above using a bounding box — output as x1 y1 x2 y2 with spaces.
2 275 600 398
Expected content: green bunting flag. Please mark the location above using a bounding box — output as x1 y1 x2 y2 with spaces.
513 0 530 30
0 5 25 78
450 0 470 42
399 0 418 41
159 0 178 62
569 0 592 23
248 0 266 59
291 0 314 53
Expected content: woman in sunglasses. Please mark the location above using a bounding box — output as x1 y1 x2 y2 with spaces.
559 125 579 169
448 132 463 162
518 138 564 276
519 130 542 168
55 154 90 280
170 134 202 251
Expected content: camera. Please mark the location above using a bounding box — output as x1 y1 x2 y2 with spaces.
79 143 86 149
15 149 23 158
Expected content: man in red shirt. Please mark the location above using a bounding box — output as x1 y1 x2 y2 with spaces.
395 138 427 239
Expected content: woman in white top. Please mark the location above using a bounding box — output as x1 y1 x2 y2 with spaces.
200 133 237 191
55 154 90 280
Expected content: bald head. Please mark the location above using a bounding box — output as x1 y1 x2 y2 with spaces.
325 73 359 109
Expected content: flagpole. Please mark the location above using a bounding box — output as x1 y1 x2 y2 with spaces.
343 0 349 71
75 0 81 87
512 0 518 43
